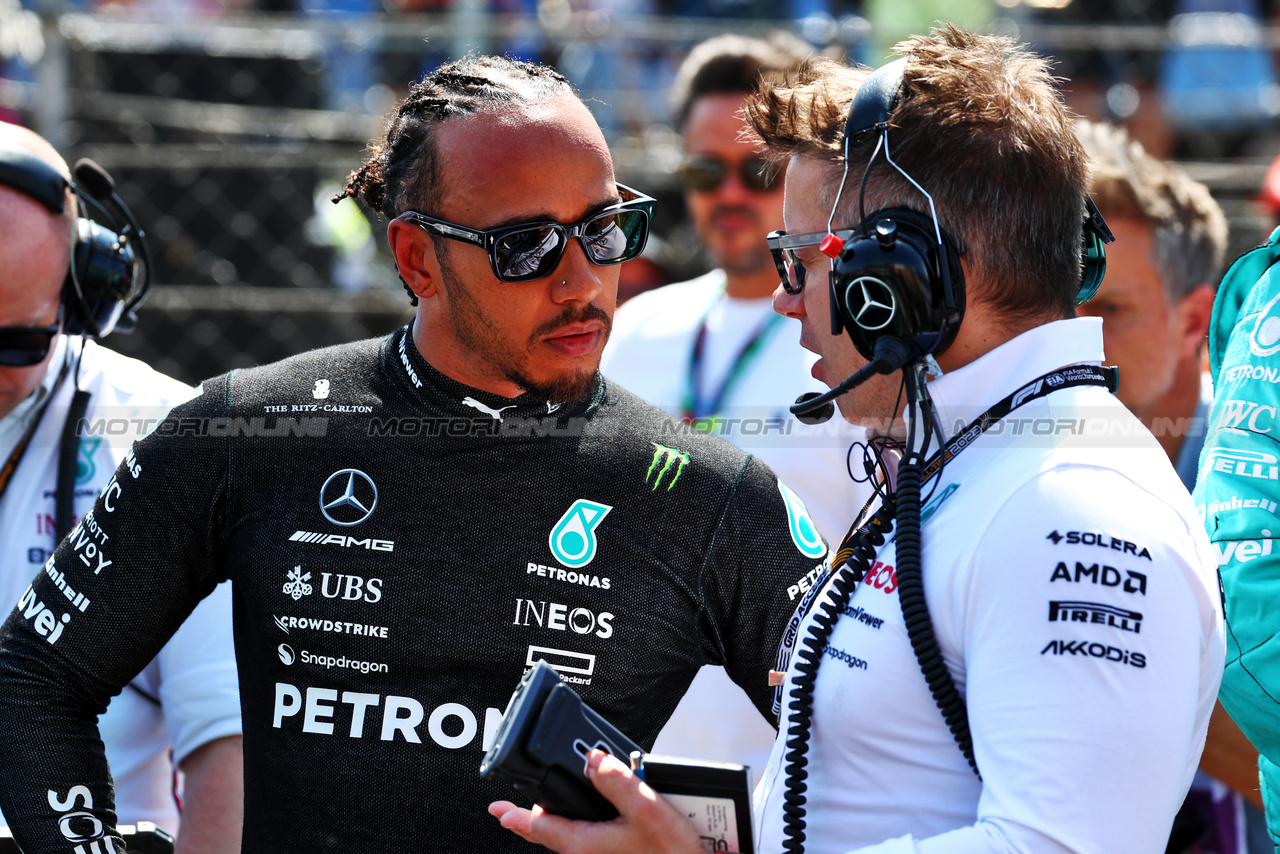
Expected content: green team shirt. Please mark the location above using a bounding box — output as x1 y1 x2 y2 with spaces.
1193 226 1280 847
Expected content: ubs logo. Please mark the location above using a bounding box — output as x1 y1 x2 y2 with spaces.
320 469 378 527
847 277 896 331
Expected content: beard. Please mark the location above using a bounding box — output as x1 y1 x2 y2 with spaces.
440 262 611 405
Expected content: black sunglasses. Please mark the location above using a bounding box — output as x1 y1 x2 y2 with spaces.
0 304 62 367
767 229 857 295
676 156 778 194
396 183 656 284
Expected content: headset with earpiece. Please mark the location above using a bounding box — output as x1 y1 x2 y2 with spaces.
0 146 153 543
790 57 1114 424
0 147 151 339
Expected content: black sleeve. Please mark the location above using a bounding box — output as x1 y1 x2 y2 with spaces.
0 377 232 854
698 455 831 725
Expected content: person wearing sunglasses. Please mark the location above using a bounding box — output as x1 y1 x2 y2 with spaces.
0 57 832 854
0 122 243 852
601 32 872 787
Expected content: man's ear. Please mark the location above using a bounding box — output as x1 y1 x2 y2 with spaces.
387 218 439 301
1176 283 1216 361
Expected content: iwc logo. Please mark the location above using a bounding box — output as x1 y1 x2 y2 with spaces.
1251 293 1280 357
847 277 896 331
320 468 378 526
777 481 827 559
549 499 613 569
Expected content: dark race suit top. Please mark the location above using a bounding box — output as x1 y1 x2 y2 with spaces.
0 327 828 854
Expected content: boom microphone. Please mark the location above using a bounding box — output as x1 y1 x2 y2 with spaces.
790 336 911 424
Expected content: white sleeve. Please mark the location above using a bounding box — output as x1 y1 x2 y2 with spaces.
853 466 1222 854
156 580 242 764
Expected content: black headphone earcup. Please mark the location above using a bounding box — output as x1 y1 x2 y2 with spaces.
63 217 136 338
831 209 965 363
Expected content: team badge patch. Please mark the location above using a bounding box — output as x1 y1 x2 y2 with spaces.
549 499 613 569
777 481 826 559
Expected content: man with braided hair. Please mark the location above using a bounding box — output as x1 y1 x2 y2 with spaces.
0 55 827 853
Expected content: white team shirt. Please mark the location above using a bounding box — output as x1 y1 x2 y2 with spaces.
755 317 1225 853
0 338 241 836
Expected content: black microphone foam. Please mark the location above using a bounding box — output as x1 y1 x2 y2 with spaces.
74 158 115 200
792 392 835 425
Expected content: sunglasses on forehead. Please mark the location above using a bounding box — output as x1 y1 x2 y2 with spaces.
396 183 656 284
676 155 778 194
0 304 62 368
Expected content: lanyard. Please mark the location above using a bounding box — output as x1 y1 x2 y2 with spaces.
680 286 785 422
0 357 71 506
772 361 1116 717
830 364 1117 580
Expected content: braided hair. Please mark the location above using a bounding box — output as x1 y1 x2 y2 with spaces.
337 55 575 304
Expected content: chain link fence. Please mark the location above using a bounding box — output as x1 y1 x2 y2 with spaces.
1 5 1278 385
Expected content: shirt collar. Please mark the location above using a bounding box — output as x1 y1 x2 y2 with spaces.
388 326 603 422
924 316 1105 442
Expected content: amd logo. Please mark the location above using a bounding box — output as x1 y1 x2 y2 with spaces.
1050 562 1147 594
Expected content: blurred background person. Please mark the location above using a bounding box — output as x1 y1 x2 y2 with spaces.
601 32 872 779
0 121 242 853
1075 118 1265 854
1255 152 1280 239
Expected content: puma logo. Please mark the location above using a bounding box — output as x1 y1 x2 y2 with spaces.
463 397 516 422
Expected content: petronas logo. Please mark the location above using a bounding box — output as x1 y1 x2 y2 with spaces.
549 499 613 569
75 438 103 486
646 443 689 491
777 481 827 559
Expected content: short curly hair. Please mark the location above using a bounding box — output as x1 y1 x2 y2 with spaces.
747 25 1091 324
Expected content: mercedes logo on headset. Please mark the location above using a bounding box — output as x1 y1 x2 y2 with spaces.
849 277 897 331
320 468 378 527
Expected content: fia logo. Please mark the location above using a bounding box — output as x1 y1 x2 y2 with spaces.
283 566 312 600
549 500 612 569
777 481 827 559
646 443 689 490
313 379 330 400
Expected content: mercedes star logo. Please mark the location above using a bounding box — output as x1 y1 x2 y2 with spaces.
320 468 378 527
849 277 897 331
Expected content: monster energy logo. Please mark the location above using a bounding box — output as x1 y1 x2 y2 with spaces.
646 443 689 491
